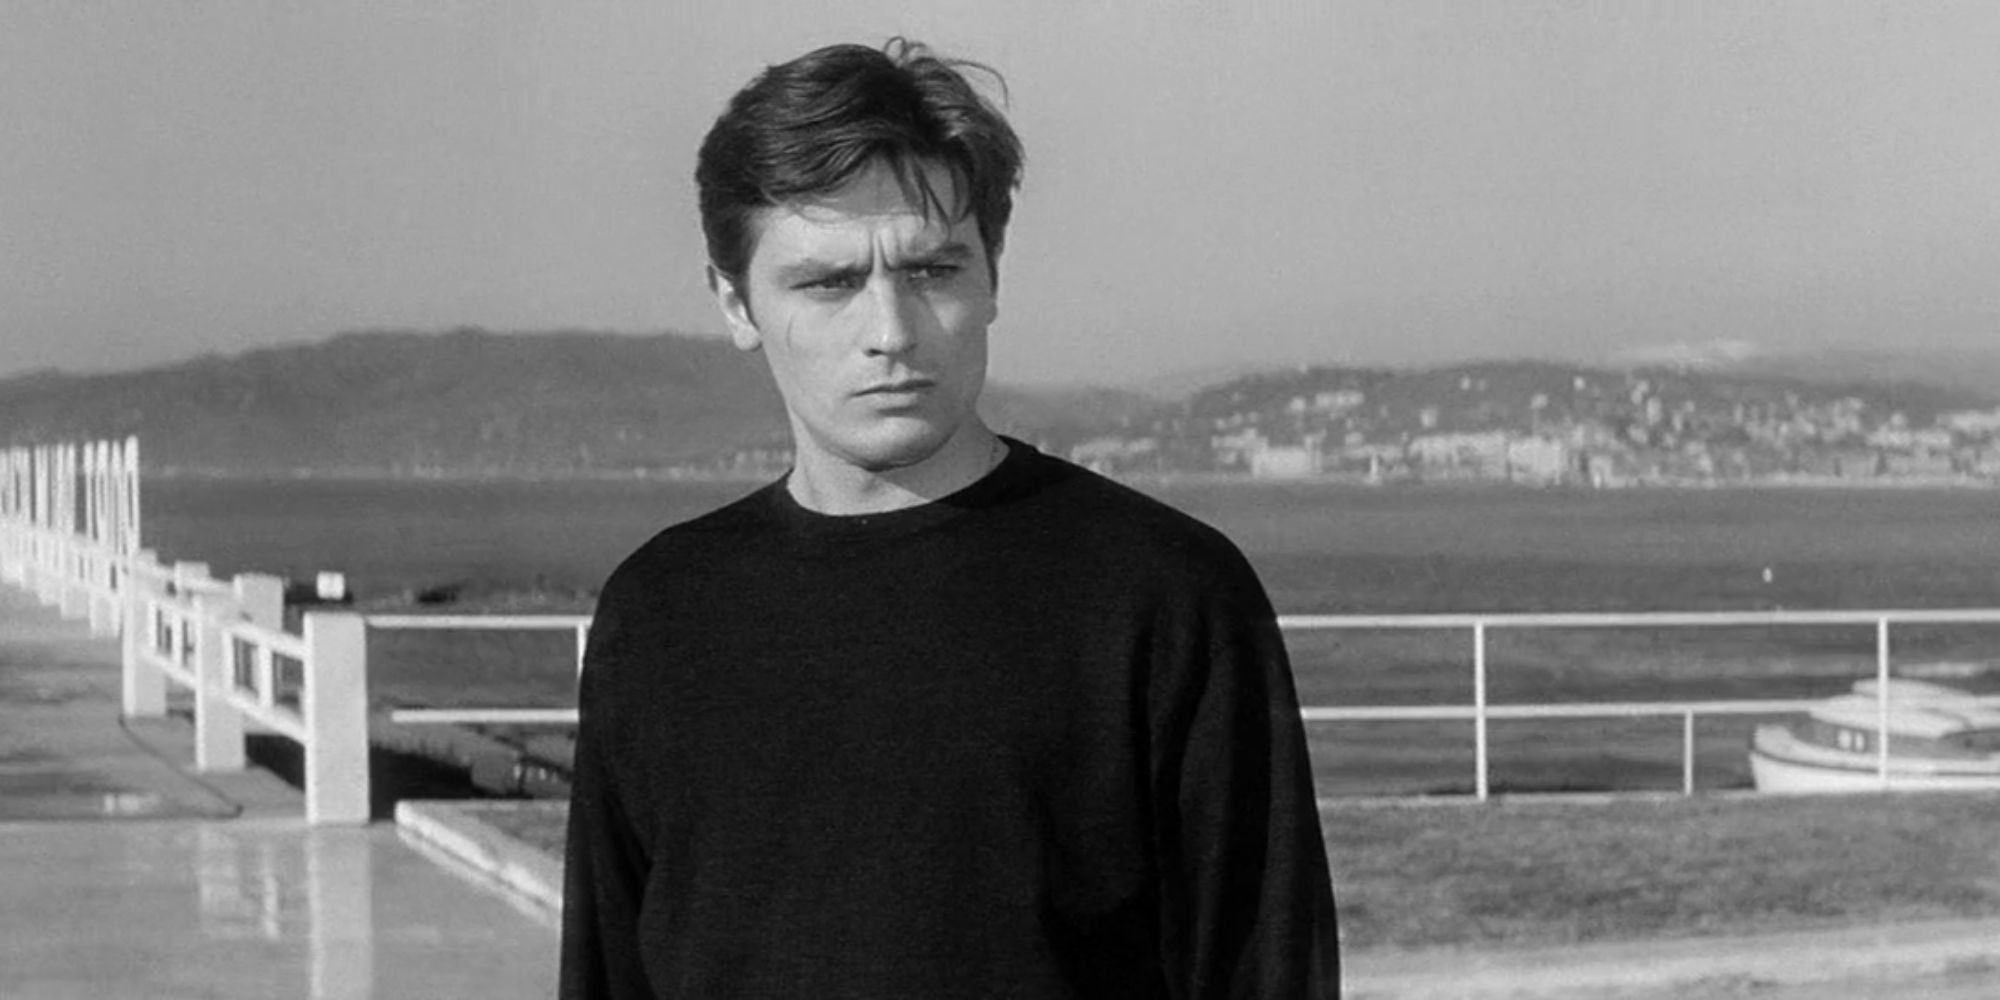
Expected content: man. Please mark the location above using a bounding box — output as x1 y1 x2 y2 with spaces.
562 38 1339 999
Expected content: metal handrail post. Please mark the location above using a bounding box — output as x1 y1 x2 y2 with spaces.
1876 618 1891 789
1473 620 1489 801
1682 710 1696 796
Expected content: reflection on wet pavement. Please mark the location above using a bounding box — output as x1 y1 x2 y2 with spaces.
0 581 559 997
0 791 174 821
0 819 557 999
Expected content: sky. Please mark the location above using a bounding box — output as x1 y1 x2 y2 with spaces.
4 1 1999 387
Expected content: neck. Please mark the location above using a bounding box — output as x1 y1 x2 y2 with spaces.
787 426 1006 516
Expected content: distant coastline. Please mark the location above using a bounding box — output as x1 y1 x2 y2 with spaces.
140 463 2000 492
15 332 1999 494
145 465 781 485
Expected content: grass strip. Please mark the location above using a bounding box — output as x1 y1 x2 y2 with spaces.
1328 791 2000 950
453 791 2000 952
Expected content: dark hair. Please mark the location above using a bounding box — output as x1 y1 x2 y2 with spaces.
696 38 1025 289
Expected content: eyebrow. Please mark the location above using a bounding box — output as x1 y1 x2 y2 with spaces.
773 260 865 286
900 241 976 267
773 242 976 284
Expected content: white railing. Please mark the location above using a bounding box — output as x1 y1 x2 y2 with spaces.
128 564 370 824
1 439 142 634
100 556 367 825
0 439 374 824
1288 610 2000 799
362 608 2000 804
137 601 2000 816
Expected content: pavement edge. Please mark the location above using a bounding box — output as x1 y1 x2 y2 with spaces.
394 799 565 917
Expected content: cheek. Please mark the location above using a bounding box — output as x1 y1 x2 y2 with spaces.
935 293 995 339
767 315 848 394
941 307 990 365
777 304 861 353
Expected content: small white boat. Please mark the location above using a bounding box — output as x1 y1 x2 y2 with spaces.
1748 678 2000 793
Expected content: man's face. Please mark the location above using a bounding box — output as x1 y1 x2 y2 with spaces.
712 159 997 475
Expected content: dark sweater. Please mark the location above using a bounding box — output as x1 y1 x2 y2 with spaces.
561 439 1339 999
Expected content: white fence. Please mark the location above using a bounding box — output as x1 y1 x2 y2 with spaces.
2 438 141 632
8 437 2000 825
0 439 371 823
128 562 371 824
1286 610 2000 799
376 608 2000 801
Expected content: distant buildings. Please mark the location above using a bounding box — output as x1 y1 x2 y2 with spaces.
1249 437 1323 479
1050 369 2000 488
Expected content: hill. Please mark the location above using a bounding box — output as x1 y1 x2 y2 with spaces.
1729 347 2000 400
1606 340 2000 399
7 330 1998 481
0 329 1149 476
0 329 784 474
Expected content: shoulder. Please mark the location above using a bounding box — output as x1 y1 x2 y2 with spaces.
1006 445 1262 592
591 480 779 619
1012 446 1241 552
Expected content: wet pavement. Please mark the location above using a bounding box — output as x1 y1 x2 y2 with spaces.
0 583 559 998
0 587 242 822
0 819 558 999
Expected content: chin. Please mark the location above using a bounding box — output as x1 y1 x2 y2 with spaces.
834 419 959 472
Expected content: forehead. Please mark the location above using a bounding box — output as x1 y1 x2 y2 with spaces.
746 160 981 268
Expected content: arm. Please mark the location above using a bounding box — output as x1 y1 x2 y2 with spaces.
1149 550 1340 999
559 650 655 999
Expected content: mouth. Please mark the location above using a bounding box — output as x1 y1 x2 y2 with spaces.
856 378 937 397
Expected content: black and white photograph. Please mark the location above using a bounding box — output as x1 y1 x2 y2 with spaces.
5 3 2000 998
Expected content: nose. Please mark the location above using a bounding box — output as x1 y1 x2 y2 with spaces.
863 277 919 357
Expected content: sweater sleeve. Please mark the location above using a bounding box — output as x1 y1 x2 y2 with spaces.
559 637 655 999
1149 547 1341 999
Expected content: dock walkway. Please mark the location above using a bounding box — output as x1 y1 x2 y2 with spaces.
0 585 558 1000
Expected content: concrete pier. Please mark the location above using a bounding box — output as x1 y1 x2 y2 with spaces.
0 585 557 999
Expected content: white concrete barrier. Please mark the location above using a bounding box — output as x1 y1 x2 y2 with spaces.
0 439 374 823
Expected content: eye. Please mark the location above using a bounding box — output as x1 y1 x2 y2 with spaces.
907 263 961 284
797 273 864 292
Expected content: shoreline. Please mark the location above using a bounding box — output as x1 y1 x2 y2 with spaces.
142 467 2000 491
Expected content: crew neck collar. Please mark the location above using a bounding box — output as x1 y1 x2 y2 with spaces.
765 436 1028 541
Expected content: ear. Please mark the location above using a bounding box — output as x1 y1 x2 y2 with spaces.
982 246 1002 325
708 265 761 352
